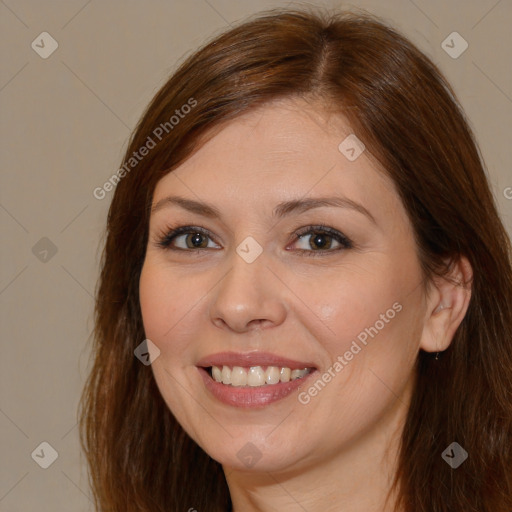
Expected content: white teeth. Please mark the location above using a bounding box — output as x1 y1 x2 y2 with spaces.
212 366 222 382
280 367 291 383
221 366 231 385
265 366 281 384
230 366 247 387
247 367 265 386
210 365 311 387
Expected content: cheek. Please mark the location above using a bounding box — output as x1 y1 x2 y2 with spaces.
297 276 423 434
302 253 425 378
139 261 197 356
140 264 170 338
303 269 404 349
139 261 200 416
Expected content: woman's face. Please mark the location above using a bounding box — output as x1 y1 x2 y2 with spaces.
139 98 429 473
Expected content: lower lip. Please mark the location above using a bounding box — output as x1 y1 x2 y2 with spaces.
198 367 316 408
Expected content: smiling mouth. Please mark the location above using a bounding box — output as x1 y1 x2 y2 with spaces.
206 365 313 387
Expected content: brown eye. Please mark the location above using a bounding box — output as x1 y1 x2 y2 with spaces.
184 232 209 248
295 232 340 251
291 226 353 256
310 232 335 250
157 226 220 250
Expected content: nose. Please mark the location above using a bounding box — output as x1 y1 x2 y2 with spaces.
208 252 287 333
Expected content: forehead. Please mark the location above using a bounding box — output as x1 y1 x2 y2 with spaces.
182 98 358 173
152 98 403 226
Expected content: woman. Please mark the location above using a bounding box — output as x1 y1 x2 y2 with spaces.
80 7 512 511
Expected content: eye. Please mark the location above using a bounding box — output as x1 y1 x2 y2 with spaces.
155 226 220 250
154 224 353 256
289 225 353 256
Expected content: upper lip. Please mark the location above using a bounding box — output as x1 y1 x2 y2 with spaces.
196 351 317 370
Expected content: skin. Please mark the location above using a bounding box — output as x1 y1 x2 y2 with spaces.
139 97 472 512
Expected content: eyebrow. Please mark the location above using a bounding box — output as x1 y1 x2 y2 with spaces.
151 195 376 224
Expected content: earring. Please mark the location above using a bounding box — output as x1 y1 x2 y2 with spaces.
435 352 440 360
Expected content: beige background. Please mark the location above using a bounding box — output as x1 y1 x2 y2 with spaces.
1 0 511 510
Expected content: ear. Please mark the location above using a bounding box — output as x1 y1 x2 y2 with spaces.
420 256 473 353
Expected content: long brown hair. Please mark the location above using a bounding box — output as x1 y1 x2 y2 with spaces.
79 7 512 511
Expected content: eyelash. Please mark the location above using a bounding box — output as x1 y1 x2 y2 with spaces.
155 224 353 257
